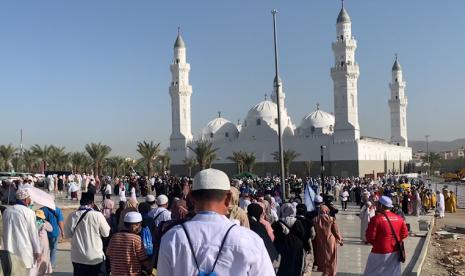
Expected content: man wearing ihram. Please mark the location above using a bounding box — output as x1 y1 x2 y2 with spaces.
157 168 275 275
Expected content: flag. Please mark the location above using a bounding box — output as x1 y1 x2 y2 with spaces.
304 180 316 212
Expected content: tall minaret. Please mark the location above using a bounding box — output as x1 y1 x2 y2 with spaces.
389 55 408 146
330 3 360 142
169 29 193 164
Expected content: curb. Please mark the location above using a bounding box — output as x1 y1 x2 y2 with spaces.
411 216 435 276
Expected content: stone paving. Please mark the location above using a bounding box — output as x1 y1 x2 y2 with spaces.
52 200 432 275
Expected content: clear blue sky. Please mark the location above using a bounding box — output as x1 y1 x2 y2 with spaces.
1 1 463 157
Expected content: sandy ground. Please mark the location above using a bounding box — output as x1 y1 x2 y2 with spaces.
422 209 465 276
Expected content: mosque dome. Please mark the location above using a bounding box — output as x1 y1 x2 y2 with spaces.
201 117 239 140
246 100 278 124
300 105 335 134
337 7 351 24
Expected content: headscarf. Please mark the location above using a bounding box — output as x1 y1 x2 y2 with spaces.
171 199 188 220
247 203 263 222
126 198 138 209
279 203 297 232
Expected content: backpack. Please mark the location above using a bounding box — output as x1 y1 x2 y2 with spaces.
141 226 154 256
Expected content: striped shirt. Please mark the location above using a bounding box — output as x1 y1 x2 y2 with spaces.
106 232 148 276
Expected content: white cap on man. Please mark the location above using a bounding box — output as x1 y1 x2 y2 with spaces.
156 195 169 206
193 168 230 191
146 194 156 203
124 211 142 223
378 196 393 208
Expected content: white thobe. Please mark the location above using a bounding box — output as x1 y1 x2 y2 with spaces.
363 252 401 276
360 206 375 242
437 193 445 218
2 204 41 269
158 212 275 276
149 207 172 227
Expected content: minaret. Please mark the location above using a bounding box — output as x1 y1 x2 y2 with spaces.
169 29 193 165
330 3 360 142
389 55 408 146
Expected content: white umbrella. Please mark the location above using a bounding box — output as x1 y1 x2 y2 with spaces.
20 184 56 210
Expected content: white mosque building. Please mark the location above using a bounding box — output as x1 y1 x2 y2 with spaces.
168 6 412 177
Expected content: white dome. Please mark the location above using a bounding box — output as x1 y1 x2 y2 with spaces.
201 117 239 140
246 100 278 123
300 108 335 130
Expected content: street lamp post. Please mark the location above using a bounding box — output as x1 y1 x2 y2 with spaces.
271 9 286 200
320 145 326 194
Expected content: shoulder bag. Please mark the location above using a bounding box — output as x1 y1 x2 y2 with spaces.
381 212 406 263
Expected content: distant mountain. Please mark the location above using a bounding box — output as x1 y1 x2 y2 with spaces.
409 138 465 153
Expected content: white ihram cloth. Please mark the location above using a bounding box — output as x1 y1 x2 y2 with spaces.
437 193 445 218
157 212 275 276
2 204 41 269
363 252 401 276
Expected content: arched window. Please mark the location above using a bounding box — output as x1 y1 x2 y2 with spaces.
329 125 333 132
225 132 229 138
351 94 354 107
256 119 261 126
274 118 278 124
175 58 180 64
210 133 214 138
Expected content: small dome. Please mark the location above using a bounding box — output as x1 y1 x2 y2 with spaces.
300 108 335 130
337 7 351 24
201 117 239 140
392 59 402 71
174 34 186 48
246 100 278 122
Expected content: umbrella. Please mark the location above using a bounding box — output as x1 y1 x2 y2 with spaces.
20 184 56 210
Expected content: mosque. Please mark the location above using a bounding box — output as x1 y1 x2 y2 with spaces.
168 6 413 177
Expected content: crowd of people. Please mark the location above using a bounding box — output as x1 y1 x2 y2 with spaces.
0 170 460 275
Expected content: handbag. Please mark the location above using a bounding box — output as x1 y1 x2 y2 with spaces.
381 212 406 263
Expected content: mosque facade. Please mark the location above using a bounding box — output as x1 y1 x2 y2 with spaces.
168 6 412 177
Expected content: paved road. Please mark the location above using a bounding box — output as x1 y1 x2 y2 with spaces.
53 201 431 275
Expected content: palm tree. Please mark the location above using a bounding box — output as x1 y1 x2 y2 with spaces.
71 152 92 173
183 157 197 177
272 149 300 177
188 140 219 169
105 156 126 178
0 144 17 171
243 152 256 173
137 141 160 177
421 152 442 174
227 151 246 174
48 146 69 170
158 154 171 172
30 144 53 173
304 161 313 176
85 143 112 176
23 150 39 172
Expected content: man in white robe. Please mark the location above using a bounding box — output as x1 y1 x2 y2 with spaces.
3 189 41 275
436 191 445 218
360 201 375 242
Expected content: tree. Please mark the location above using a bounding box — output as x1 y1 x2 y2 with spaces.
30 144 53 173
227 151 246 174
137 141 160 177
48 146 69 171
272 149 300 177
183 157 197 177
70 152 92 173
158 154 171 172
243 152 256 173
304 161 313 176
421 152 442 174
188 140 218 169
0 144 17 171
105 156 126 178
85 143 112 176
23 150 39 172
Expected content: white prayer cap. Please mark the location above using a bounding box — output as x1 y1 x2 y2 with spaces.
193 169 230 191
124 212 142 223
379 196 393 208
314 195 323 203
156 195 168 205
16 189 30 200
146 194 156 203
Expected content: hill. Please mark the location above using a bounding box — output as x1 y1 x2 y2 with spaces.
409 138 465 153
